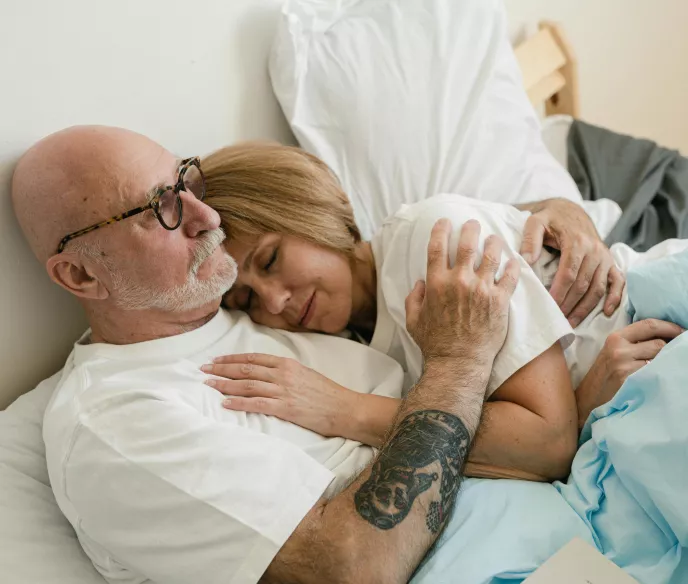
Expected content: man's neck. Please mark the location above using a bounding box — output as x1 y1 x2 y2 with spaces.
85 301 221 345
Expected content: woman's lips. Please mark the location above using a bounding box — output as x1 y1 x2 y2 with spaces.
299 292 317 328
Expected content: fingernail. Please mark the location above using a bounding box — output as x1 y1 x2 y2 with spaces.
570 317 580 328
205 379 217 388
201 364 213 373
521 253 532 264
223 398 232 407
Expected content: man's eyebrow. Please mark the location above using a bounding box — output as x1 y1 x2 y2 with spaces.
144 183 165 204
144 159 183 203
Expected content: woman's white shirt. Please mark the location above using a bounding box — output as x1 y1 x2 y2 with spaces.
370 194 575 396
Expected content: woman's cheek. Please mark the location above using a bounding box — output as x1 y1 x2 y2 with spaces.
323 298 352 334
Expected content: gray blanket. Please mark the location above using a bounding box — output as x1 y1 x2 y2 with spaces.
567 119 688 251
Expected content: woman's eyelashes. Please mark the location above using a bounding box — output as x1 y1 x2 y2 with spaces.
264 248 278 271
241 247 279 310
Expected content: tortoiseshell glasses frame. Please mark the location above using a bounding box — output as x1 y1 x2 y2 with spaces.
55 156 205 254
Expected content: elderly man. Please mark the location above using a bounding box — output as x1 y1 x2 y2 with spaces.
11 125 620 584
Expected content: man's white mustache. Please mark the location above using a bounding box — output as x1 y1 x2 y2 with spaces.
191 228 227 275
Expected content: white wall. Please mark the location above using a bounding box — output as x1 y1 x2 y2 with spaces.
506 0 688 154
1 0 686 408
0 0 293 408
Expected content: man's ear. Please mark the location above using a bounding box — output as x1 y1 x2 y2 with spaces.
45 252 110 301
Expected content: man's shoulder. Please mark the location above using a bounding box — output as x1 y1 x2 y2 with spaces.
44 355 214 448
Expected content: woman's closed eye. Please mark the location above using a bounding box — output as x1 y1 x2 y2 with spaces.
264 248 278 272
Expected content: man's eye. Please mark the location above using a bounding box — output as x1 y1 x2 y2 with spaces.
264 248 278 271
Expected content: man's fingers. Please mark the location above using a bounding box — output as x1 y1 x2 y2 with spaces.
477 235 504 281
520 215 546 265
549 245 585 306
567 262 609 327
604 267 626 316
212 353 280 368
497 258 521 297
621 319 685 343
405 280 426 332
456 220 481 273
559 254 600 317
427 219 452 274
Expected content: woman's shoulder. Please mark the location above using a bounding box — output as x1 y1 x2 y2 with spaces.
388 193 525 225
375 193 528 249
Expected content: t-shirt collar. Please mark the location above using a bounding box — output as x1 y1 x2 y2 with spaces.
73 309 233 365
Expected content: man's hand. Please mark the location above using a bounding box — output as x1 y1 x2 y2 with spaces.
405 219 520 368
517 199 625 327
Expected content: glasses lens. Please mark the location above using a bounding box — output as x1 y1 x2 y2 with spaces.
183 162 205 201
158 189 181 228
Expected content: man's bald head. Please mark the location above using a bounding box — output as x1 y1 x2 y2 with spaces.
12 125 170 263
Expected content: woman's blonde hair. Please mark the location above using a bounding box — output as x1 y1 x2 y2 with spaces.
202 142 361 258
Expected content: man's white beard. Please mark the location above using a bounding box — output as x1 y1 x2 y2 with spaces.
108 229 238 312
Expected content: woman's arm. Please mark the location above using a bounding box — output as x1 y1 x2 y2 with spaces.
357 343 578 482
470 342 578 481
350 394 399 448
206 343 578 482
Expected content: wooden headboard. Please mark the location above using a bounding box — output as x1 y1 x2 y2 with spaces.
515 22 580 117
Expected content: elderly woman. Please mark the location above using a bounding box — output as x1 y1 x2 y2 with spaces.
199 142 684 482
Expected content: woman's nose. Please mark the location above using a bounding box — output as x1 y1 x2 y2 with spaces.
258 282 290 316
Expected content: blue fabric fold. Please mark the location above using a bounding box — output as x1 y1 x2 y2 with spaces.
413 248 688 583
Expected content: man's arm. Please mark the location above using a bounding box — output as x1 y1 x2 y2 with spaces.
514 198 625 326
263 220 520 584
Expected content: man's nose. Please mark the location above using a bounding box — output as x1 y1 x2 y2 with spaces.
179 190 221 237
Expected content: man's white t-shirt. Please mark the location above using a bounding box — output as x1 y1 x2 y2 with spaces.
43 310 404 584
370 194 575 396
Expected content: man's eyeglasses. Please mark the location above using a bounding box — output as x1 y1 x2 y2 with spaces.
56 156 206 254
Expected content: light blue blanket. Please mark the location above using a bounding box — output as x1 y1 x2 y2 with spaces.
413 248 688 584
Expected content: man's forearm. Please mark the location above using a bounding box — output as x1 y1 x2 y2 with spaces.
329 358 491 583
264 358 492 584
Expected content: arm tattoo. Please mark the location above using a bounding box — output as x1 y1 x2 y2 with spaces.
354 410 470 533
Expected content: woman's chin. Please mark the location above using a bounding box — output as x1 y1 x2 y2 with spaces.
316 313 350 335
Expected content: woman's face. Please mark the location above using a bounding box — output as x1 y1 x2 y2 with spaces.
222 233 354 334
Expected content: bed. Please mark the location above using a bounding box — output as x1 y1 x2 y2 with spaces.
0 2 675 582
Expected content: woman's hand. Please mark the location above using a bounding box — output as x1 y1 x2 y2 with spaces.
576 319 684 427
517 198 625 327
202 353 362 438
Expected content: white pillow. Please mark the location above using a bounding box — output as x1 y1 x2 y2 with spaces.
270 0 584 240
0 374 105 583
